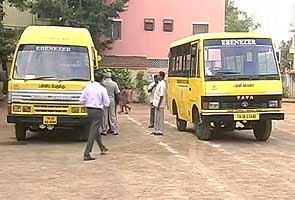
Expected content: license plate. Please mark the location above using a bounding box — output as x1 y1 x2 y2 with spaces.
43 116 57 125
234 113 259 121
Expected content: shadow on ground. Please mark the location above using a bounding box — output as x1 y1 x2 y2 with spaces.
0 129 85 146
183 127 265 144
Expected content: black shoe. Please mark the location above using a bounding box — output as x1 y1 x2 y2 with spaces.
112 132 119 135
153 132 163 136
101 132 107 136
83 156 95 161
148 125 154 128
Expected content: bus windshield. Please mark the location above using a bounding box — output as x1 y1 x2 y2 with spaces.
204 38 279 81
13 45 91 81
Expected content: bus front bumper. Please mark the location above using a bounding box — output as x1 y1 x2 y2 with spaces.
7 115 88 126
201 112 284 121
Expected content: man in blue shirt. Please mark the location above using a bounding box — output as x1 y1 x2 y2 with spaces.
79 72 110 161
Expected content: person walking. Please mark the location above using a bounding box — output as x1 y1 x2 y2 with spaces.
102 72 120 135
147 75 158 128
79 72 110 161
152 72 166 135
119 86 131 114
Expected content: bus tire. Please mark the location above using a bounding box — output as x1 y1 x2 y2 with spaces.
79 125 90 142
15 123 27 141
176 115 187 131
194 113 211 141
253 120 272 141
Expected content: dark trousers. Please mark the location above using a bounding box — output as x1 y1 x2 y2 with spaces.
149 103 155 126
84 108 106 157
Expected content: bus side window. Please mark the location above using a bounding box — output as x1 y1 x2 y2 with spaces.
168 53 174 76
190 44 198 77
186 54 191 76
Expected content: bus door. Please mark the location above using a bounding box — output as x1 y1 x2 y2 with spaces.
176 56 189 119
186 42 202 122
177 44 191 120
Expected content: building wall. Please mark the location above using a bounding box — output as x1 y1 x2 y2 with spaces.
3 3 33 28
292 3 295 70
104 0 226 59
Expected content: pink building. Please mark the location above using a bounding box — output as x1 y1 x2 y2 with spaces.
101 0 226 74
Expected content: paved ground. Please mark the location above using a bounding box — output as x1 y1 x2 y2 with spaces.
1 101 295 200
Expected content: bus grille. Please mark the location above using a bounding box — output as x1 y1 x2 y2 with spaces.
34 105 69 114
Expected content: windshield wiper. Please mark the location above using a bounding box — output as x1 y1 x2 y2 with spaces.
24 76 56 82
258 74 280 80
215 71 241 75
59 78 89 82
207 75 255 81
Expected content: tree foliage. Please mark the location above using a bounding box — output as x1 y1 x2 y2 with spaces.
225 0 261 32
0 0 128 63
135 71 147 103
0 0 26 61
29 0 128 49
96 68 133 90
279 40 293 73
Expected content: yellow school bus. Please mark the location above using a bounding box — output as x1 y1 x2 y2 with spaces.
6 26 100 141
167 33 284 141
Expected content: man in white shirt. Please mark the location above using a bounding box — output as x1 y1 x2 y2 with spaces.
152 71 166 135
147 75 158 128
79 72 110 161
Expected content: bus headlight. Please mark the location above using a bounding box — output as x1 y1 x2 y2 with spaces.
7 104 12 114
22 106 32 112
81 107 87 113
71 107 80 113
12 105 21 112
269 100 279 108
208 102 220 110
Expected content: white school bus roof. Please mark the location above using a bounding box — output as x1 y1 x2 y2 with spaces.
19 26 94 46
170 32 272 48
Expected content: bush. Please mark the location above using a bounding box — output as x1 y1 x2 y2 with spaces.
283 86 289 98
135 71 148 103
96 68 134 90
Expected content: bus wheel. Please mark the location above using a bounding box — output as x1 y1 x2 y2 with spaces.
194 114 211 141
176 115 187 131
253 120 272 141
79 125 90 142
15 123 27 141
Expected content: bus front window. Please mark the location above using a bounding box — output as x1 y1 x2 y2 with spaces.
14 45 91 81
204 39 279 81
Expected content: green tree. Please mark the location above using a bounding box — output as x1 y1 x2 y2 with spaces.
225 0 261 32
135 71 147 103
0 0 27 94
29 0 128 49
96 68 134 90
279 40 292 73
0 0 27 62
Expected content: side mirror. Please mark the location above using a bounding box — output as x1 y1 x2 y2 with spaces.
276 52 280 63
0 70 7 81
